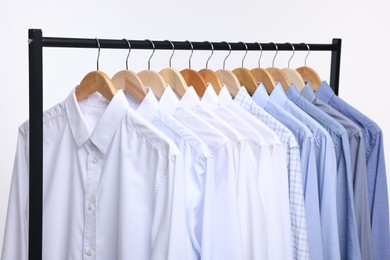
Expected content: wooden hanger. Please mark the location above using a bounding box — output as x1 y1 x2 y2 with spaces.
198 41 223 95
158 40 188 97
296 43 322 91
265 42 291 92
137 40 167 98
281 43 305 91
212 42 241 97
232 42 258 95
215 69 241 97
250 42 276 94
180 41 207 96
111 39 146 102
75 38 117 101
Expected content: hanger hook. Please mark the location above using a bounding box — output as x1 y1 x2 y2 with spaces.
287 42 295 68
239 42 248 68
123 39 131 70
270 42 278 67
165 40 175 67
145 39 155 70
301 43 310 66
95 38 101 71
222 41 232 70
185 40 194 69
256 42 263 67
205 41 214 69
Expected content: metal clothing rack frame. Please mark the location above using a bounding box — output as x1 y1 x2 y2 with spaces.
27 28 342 260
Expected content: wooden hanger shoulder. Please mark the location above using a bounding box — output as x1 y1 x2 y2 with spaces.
76 70 117 102
296 66 322 91
159 67 188 97
265 67 291 91
199 68 223 94
111 70 146 102
180 69 207 97
215 69 241 97
232 67 258 95
282 68 305 91
250 68 276 94
138 70 167 99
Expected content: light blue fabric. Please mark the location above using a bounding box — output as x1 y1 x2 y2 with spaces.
270 83 340 260
316 81 390 260
302 84 373 260
290 84 361 260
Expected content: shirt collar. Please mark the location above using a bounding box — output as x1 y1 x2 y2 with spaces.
136 89 159 122
252 83 269 108
218 86 233 105
200 84 219 111
316 81 335 103
180 86 200 110
159 85 180 115
286 84 300 101
269 82 288 105
65 89 130 154
300 82 316 103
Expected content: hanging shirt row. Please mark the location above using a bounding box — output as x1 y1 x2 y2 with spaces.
2 76 389 260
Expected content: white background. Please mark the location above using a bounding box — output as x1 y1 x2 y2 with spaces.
1 0 389 254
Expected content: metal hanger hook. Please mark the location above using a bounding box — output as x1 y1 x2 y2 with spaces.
256 42 263 67
185 40 194 69
95 38 101 71
145 39 155 70
270 42 278 67
165 40 175 67
239 42 248 68
205 41 214 69
222 41 232 70
123 39 131 70
287 42 295 68
302 43 310 66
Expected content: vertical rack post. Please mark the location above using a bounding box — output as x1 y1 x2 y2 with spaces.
28 28 43 260
330 38 342 95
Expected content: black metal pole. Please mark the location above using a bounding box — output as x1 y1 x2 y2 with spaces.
41 37 334 51
330 38 342 95
28 28 43 260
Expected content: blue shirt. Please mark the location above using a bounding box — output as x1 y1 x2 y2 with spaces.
271 83 340 260
295 84 361 260
316 82 390 260
302 84 373 260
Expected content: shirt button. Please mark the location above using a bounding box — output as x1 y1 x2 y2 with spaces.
92 158 98 164
87 202 94 211
86 248 94 256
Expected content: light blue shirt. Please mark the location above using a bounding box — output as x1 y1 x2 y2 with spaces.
302 84 373 260
316 82 390 260
271 83 340 260
293 84 361 260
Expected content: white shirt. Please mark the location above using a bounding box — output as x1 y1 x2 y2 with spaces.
2 89 188 260
125 89 217 260
159 86 244 260
200 85 269 260
219 86 294 260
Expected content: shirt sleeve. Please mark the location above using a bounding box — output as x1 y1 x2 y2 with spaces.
260 143 293 260
1 128 29 260
300 138 324 260
237 144 268 260
349 132 374 260
151 152 189 260
213 143 244 260
317 135 341 260
368 131 390 260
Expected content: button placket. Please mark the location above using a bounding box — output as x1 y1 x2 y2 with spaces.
83 150 102 260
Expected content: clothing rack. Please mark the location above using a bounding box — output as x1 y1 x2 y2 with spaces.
27 28 342 260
